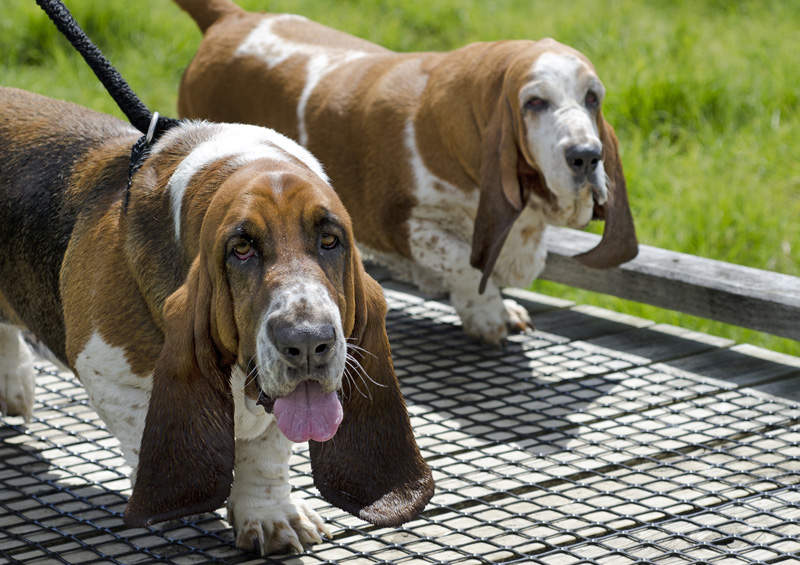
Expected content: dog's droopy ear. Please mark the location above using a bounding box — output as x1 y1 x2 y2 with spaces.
575 116 638 268
310 257 433 526
471 97 531 294
124 259 234 527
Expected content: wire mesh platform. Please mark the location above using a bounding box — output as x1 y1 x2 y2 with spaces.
2 280 799 564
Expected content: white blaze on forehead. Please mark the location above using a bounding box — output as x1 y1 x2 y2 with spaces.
521 51 605 104
235 16 367 146
528 52 585 97
159 122 327 240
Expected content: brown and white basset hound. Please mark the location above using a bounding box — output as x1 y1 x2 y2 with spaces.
173 0 639 344
0 87 433 555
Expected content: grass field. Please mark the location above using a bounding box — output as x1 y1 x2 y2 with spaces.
2 0 798 354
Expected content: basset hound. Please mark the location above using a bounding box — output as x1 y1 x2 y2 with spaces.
0 87 433 555
174 0 639 343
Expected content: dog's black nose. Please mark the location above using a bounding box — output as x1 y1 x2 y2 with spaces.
272 322 336 371
565 144 602 177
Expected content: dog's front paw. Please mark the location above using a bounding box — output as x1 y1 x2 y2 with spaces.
503 298 534 334
0 329 36 421
457 297 533 345
229 495 328 555
459 303 509 345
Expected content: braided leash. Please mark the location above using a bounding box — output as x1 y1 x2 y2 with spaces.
34 0 181 209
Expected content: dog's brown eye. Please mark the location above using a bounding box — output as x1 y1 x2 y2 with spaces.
233 239 254 260
525 97 548 112
585 91 599 109
320 233 339 250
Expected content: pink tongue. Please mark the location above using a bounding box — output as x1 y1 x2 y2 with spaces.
273 381 343 443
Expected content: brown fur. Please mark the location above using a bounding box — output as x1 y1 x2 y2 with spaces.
175 2 638 291
311 255 431 526
0 87 432 530
0 89 137 362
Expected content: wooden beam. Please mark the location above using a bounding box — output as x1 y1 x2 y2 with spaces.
541 227 800 341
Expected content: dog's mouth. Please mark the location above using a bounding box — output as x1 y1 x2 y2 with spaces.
586 178 608 221
256 390 276 413
257 381 343 443
591 196 606 221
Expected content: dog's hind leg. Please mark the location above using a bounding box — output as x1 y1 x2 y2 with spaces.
0 323 36 421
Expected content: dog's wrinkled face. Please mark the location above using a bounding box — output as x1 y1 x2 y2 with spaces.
214 166 349 443
473 40 635 291
518 49 608 227
127 124 433 530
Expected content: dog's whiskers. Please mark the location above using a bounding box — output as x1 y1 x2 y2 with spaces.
344 349 388 403
346 344 387 390
343 363 368 400
345 341 377 359
341 368 353 401
244 356 259 388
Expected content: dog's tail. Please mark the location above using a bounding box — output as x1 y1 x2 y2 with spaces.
173 0 242 33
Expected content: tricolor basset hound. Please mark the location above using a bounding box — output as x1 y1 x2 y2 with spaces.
0 87 433 555
174 0 638 343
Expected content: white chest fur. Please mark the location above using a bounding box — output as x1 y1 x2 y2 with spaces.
402 119 548 291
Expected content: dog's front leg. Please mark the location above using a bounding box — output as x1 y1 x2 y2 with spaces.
449 273 532 345
229 420 327 554
407 220 531 344
0 323 35 421
230 371 327 555
72 333 151 484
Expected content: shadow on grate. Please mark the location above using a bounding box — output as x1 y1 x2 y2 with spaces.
2 287 799 564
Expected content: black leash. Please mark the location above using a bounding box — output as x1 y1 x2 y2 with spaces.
35 0 182 209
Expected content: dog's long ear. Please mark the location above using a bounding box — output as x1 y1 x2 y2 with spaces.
124 258 234 527
471 96 528 294
575 116 638 267
310 253 433 527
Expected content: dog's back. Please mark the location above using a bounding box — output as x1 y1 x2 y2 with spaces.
0 87 138 361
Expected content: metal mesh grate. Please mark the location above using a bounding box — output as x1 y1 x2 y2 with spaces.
2 286 799 564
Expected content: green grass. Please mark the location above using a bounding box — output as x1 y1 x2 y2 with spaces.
2 0 798 355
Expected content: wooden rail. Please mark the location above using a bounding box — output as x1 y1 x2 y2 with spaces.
542 227 800 341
